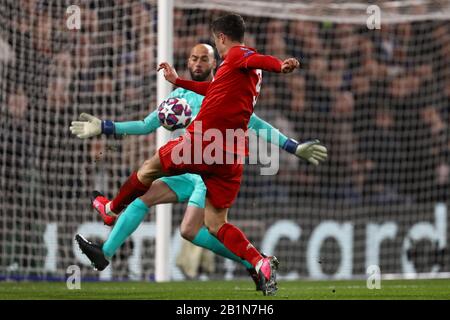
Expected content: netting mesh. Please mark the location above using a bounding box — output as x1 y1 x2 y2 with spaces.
0 0 449 281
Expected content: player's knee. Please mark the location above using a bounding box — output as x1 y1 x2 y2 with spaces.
139 192 155 207
144 180 163 207
179 224 197 241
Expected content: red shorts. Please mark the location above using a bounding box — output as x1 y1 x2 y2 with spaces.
159 135 243 209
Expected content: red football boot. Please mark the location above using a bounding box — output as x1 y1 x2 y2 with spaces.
255 256 279 296
247 252 267 291
91 191 117 226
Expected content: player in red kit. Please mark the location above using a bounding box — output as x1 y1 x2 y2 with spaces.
76 14 323 296
157 15 300 213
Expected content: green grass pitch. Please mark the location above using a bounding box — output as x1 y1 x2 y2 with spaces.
0 279 449 300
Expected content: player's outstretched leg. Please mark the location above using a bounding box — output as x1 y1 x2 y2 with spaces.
108 171 150 214
75 234 109 271
92 178 178 227
91 154 164 219
91 171 149 220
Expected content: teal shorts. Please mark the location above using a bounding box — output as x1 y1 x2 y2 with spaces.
158 174 206 208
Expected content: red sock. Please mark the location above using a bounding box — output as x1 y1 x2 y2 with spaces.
110 172 150 213
217 223 263 268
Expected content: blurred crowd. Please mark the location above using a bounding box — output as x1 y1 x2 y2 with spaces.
1 0 449 217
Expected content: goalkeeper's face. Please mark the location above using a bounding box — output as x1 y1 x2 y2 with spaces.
188 44 216 82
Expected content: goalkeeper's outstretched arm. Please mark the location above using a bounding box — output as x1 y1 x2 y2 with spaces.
69 111 161 139
248 113 327 166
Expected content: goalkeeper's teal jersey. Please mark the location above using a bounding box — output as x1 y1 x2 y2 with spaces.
114 88 288 147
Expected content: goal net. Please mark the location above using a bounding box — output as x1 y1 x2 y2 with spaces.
0 0 449 281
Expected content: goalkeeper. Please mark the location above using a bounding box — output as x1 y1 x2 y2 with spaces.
71 44 327 288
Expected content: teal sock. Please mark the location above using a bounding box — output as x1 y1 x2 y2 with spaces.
191 226 253 269
102 198 149 258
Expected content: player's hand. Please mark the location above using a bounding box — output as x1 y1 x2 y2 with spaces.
281 58 300 73
157 62 179 84
70 113 102 139
296 139 328 166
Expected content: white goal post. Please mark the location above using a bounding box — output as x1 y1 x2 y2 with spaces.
155 0 174 282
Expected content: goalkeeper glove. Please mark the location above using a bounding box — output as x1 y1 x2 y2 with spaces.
283 138 328 166
69 113 115 139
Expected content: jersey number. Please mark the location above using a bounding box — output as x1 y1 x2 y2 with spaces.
252 69 263 108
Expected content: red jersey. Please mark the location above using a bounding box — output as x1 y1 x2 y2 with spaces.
175 45 282 156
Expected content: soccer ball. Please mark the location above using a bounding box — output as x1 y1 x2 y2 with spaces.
157 97 192 131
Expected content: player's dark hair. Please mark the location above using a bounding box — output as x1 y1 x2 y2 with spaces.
211 13 246 43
